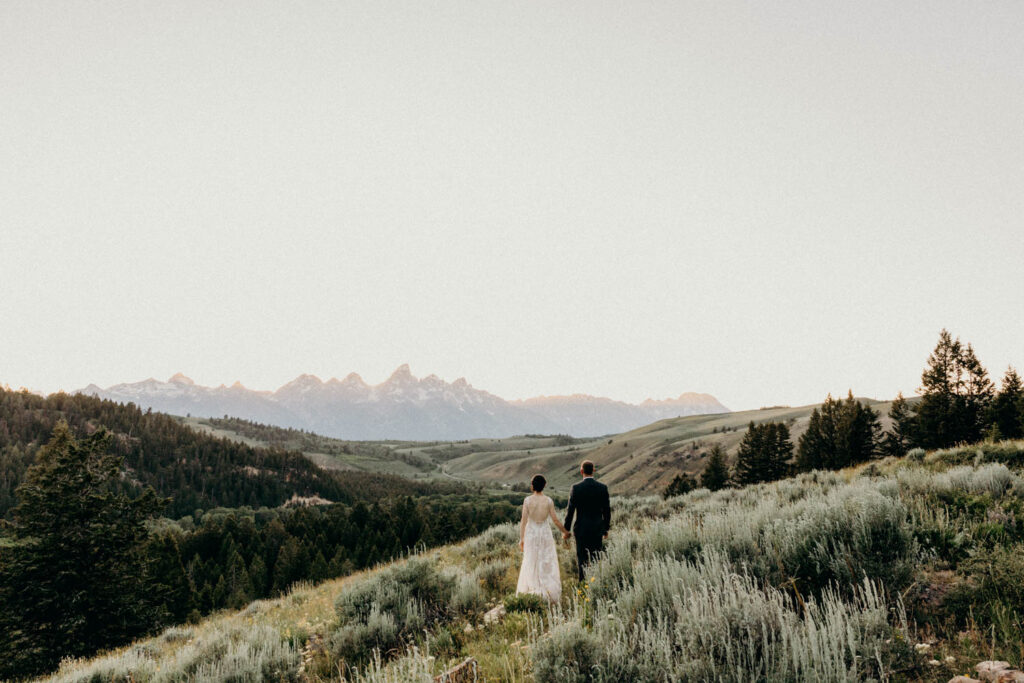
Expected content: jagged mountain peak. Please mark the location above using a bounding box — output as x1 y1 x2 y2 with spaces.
385 364 415 383
74 370 728 440
340 372 368 387
276 374 324 394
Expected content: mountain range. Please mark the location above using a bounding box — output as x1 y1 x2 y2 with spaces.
76 366 728 440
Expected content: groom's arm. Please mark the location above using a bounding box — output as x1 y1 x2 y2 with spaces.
564 484 576 532
601 485 611 536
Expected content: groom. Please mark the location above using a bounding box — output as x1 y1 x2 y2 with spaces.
563 460 611 581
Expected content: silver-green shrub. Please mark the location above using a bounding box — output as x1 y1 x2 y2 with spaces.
330 557 456 665
45 625 299 683
537 550 908 682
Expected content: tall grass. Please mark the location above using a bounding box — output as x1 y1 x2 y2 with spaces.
41 440 1024 682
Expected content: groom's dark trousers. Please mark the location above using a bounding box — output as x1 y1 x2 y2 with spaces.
564 477 611 581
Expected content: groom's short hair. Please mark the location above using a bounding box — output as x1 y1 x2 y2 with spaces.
531 474 546 492
581 460 594 476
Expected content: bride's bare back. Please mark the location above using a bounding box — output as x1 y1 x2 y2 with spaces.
521 494 559 525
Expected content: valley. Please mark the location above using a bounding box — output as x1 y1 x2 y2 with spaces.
183 399 902 495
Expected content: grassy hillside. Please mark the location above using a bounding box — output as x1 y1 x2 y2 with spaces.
185 401 905 496
43 439 1024 682
443 399 902 494
0 390 456 520
183 416 594 488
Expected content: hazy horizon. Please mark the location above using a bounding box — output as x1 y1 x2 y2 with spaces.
3 2 1022 411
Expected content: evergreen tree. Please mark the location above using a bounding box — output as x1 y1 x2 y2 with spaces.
249 554 269 595
310 551 329 582
145 533 194 624
699 444 730 491
838 391 881 465
988 367 1024 440
916 329 961 449
0 422 163 679
765 422 794 481
797 395 841 470
272 537 307 594
797 393 880 471
882 393 916 457
958 343 995 442
734 422 793 485
224 549 254 609
663 472 696 498
733 422 766 485
916 330 994 448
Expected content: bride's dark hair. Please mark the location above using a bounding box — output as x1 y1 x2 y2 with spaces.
531 474 546 492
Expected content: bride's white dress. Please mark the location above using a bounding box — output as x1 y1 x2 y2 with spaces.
516 494 562 602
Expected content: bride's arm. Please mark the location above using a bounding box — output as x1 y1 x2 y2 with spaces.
519 498 528 550
548 497 568 536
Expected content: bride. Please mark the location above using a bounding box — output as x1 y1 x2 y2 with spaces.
516 474 569 602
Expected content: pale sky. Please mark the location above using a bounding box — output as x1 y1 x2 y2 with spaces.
2 1 1022 410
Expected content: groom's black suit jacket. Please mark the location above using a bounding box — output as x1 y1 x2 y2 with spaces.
564 477 611 542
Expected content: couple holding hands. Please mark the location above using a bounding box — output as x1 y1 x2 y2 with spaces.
516 460 611 603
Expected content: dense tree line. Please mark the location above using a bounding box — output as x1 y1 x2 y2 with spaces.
150 493 518 623
0 388 463 519
664 330 1024 498
204 416 398 460
0 422 519 679
888 330 1024 451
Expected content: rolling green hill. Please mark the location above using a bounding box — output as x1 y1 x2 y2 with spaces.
440 398 905 494
185 400 909 496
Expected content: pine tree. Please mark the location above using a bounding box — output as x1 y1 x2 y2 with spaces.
916 330 994 448
663 472 697 498
882 393 916 457
734 422 793 485
765 422 794 481
733 422 766 485
958 343 995 442
917 329 961 448
838 391 880 465
249 554 269 595
225 549 254 609
797 395 841 470
797 393 879 471
0 422 163 679
700 444 730 491
145 533 194 624
988 367 1024 440
310 551 329 582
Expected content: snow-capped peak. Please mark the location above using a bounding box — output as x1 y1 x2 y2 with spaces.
168 373 195 386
